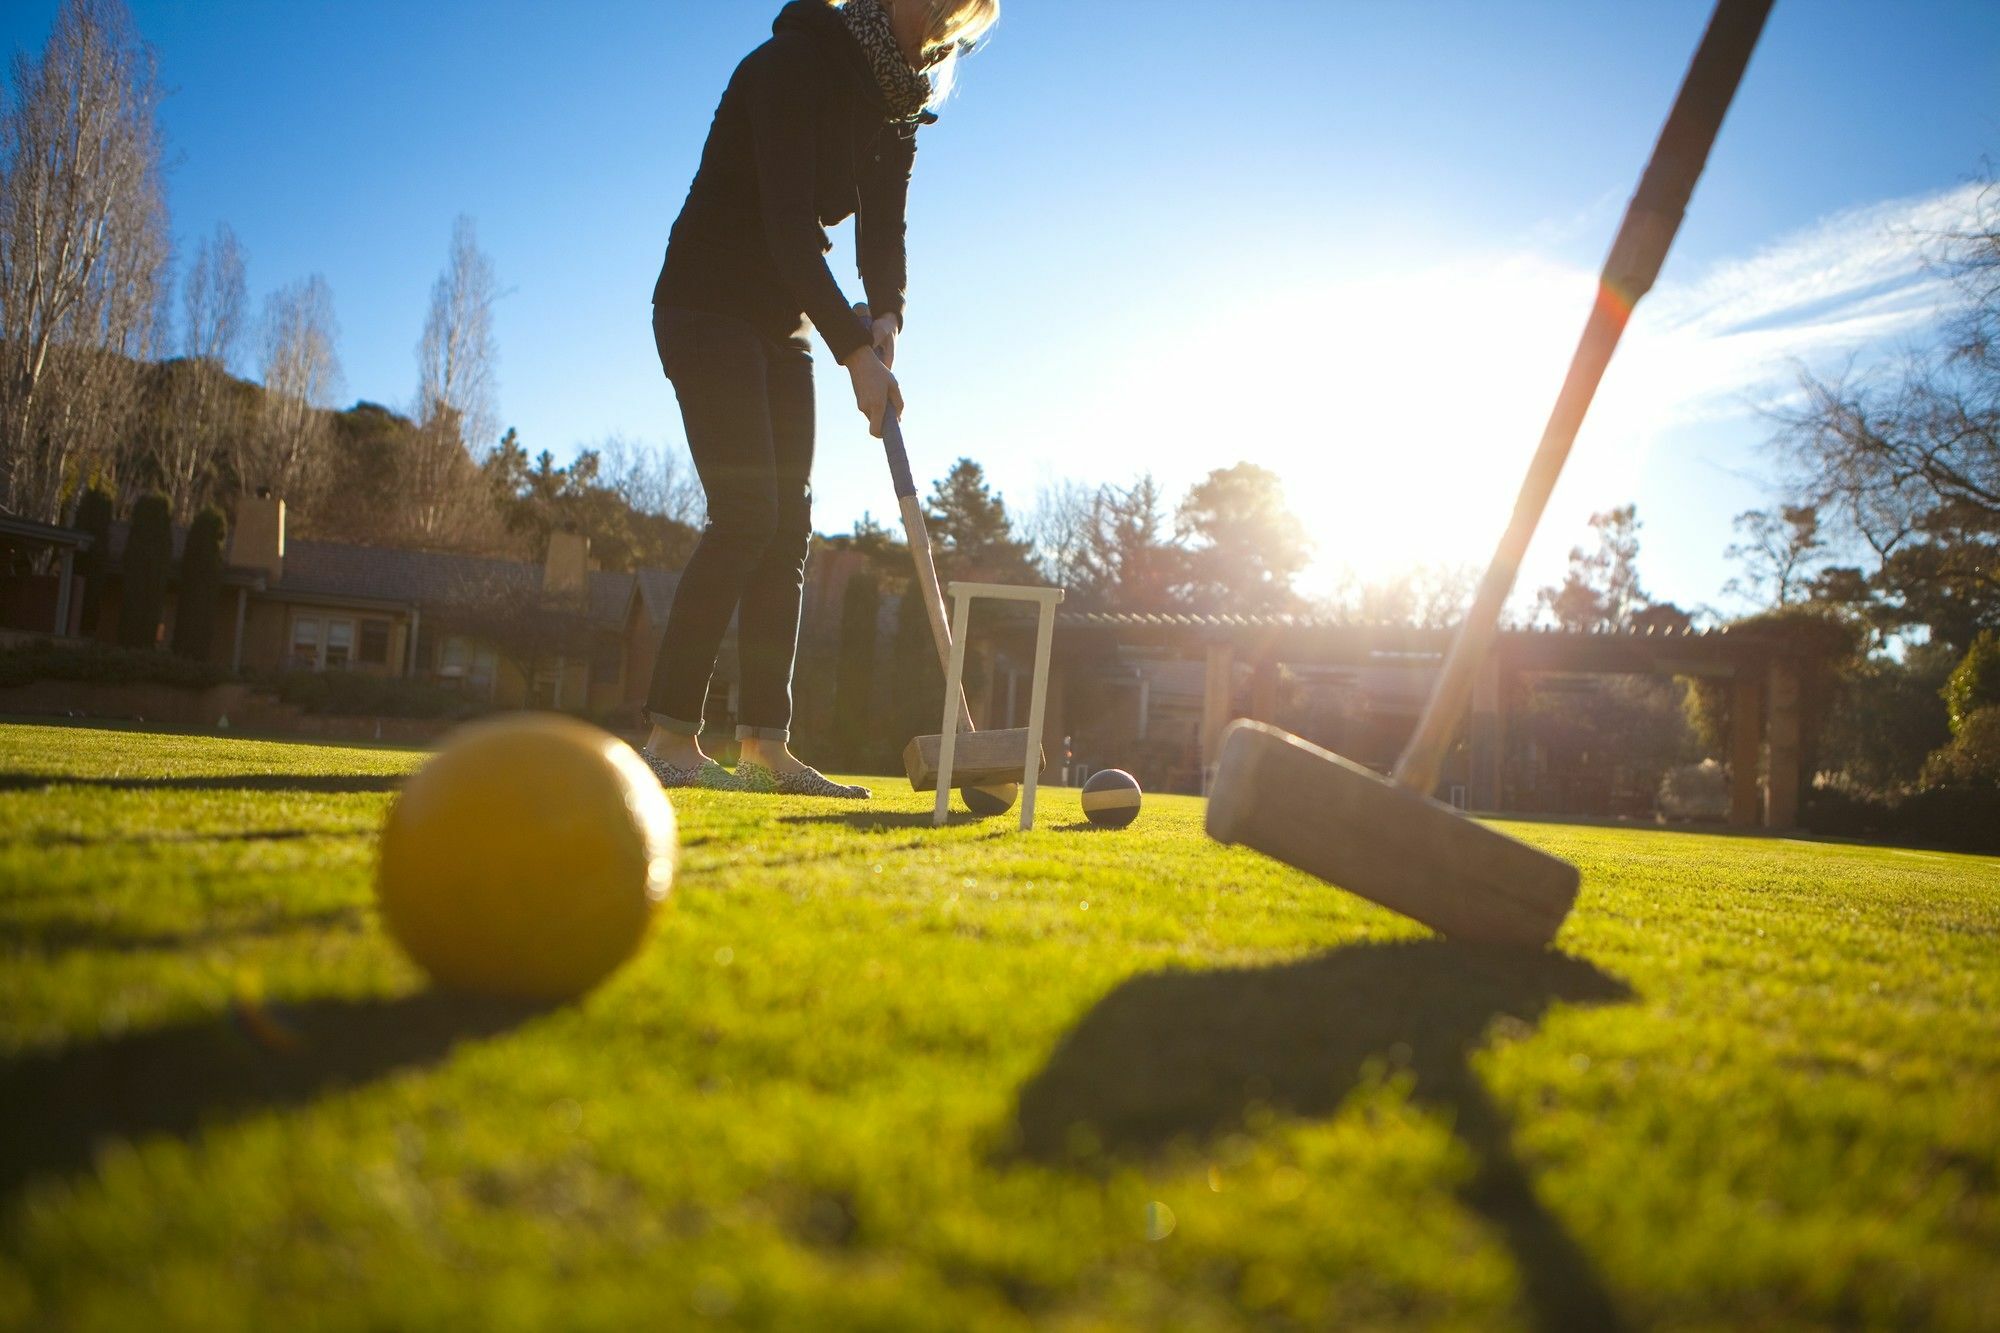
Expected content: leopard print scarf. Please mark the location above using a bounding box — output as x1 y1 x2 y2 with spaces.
838 0 939 123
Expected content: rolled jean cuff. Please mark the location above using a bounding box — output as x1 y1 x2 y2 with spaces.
736 724 789 742
647 710 702 736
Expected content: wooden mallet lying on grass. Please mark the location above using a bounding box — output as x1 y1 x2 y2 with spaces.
1206 0 1774 947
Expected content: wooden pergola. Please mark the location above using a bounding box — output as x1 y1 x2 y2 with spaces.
986 613 1818 829
0 511 93 639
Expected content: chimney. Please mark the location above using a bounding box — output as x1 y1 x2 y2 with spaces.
232 489 285 583
544 530 589 597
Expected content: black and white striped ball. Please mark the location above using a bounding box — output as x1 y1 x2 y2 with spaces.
1080 768 1142 829
961 783 1017 817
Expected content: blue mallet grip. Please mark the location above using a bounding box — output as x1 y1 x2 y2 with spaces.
881 408 917 500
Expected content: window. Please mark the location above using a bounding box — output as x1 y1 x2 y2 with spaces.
323 619 353 670
358 619 391 666
288 617 321 671
439 635 499 699
287 613 358 671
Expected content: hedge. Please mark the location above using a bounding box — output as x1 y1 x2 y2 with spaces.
0 640 233 690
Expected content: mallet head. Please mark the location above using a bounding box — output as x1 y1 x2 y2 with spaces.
1206 720 1578 948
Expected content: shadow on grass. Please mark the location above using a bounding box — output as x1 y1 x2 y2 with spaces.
13 827 371 849
0 771 403 794
1009 939 1635 1333
0 990 549 1207
778 810 997 831
1 904 369 961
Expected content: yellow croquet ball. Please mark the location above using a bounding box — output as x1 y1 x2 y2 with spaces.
375 713 676 1000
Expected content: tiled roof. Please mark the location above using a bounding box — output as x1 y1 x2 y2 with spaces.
274 538 672 623
633 568 681 623
1053 611 1725 639
587 570 634 626
279 540 534 606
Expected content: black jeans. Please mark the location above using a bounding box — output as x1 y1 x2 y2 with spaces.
646 304 815 741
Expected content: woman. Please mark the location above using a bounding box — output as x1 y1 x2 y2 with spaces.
641 0 998 796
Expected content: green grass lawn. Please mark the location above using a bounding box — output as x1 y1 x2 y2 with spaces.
1 720 1995 1331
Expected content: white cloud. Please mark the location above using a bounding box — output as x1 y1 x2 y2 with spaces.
874 182 1981 605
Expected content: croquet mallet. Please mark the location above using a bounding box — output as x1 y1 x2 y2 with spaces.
879 405 1040 800
1206 0 1775 947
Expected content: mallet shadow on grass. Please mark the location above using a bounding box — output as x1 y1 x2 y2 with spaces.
0 990 550 1207
1008 938 1636 1333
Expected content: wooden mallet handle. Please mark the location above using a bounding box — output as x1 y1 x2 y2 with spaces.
1394 0 1774 795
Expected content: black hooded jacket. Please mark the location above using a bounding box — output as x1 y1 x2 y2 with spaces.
654 1 917 364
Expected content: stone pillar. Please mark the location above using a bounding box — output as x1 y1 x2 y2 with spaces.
1765 658 1802 829
1249 660 1280 722
53 546 74 636
1201 641 1235 778
1039 663 1067 783
1468 654 1503 812
1727 672 1763 828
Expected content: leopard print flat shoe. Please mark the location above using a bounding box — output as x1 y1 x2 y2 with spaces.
637 750 744 791
735 762 870 799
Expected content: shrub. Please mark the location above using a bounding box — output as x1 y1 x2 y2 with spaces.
830 572 881 768
1894 785 2000 854
261 670 490 720
0 639 232 690
1922 706 2000 788
1817 646 1954 792
1799 768 2000 853
1799 783 1897 842
1657 759 1730 821
1942 630 2000 734
116 493 173 649
172 508 228 659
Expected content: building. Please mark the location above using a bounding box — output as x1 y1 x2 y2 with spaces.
985 611 1833 830
2 494 684 719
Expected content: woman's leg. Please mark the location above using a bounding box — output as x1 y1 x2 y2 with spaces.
732 339 815 747
731 341 869 797
643 307 781 759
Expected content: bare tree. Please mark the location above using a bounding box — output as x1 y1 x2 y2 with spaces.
1782 180 1999 555
1724 504 1825 608
1322 562 1480 628
153 221 246 514
601 433 704 527
406 215 500 542
1026 477 1095 591
1536 505 1650 631
183 222 246 368
0 0 170 523
442 566 589 707
247 274 342 505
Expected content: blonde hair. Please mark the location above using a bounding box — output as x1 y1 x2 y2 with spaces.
906 0 1000 108
920 0 999 50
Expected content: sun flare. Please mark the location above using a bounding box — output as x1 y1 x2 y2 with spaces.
1062 255 1690 596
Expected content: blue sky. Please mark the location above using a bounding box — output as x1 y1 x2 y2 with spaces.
6 1 1998 612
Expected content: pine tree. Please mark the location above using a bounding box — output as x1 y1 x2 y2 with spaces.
1176 463 1311 613
71 486 115 636
926 458 1034 581
172 507 228 659
117 493 174 649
